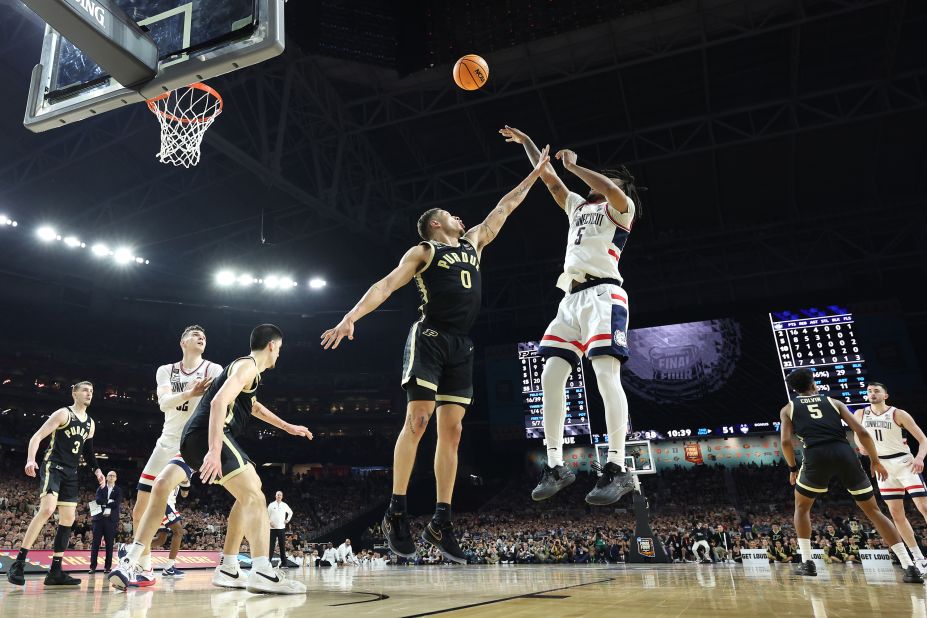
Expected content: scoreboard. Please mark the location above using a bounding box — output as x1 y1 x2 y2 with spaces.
519 342 591 444
769 306 869 406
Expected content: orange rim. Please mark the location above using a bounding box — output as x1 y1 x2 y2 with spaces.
147 82 223 125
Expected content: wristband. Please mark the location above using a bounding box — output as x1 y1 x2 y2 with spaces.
788 464 799 473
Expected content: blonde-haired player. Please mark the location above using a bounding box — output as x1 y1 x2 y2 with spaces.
130 325 222 583
854 382 927 572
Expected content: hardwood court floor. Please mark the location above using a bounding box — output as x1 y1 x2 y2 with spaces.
1 562 925 617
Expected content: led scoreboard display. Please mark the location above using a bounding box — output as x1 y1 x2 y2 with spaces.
769 306 869 406
519 342 591 444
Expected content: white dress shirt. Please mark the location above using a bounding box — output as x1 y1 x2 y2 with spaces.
267 500 293 529
321 547 338 564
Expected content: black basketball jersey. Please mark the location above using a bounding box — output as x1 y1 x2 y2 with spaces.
184 356 260 438
790 394 848 448
44 406 92 468
414 238 482 335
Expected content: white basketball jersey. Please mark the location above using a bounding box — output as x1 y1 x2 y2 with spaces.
861 407 910 457
155 359 223 446
557 192 635 292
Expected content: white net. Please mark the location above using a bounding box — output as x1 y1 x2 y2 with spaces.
147 83 223 168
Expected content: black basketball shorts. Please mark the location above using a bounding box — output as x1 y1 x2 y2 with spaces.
180 429 252 487
401 321 474 408
796 441 874 501
38 460 79 507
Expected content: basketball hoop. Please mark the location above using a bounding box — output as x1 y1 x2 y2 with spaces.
147 82 223 168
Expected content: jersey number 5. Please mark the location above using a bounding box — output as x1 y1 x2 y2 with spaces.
807 403 823 419
574 226 585 245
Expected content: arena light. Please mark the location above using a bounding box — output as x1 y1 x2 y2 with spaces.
309 277 327 289
63 236 83 248
215 270 236 286
113 247 133 264
91 243 111 257
1 216 16 226
264 275 280 289
36 226 58 242
237 273 255 286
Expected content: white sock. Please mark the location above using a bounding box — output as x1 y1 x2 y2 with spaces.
909 543 925 561
252 556 272 573
124 542 144 567
221 554 239 571
165 559 175 569
140 554 152 572
798 538 813 563
591 356 628 470
541 356 571 468
892 542 914 568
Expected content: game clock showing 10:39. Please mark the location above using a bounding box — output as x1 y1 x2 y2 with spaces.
769 306 868 406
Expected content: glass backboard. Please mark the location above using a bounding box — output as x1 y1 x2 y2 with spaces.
24 0 285 132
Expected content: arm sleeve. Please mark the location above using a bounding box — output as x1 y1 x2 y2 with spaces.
83 437 99 471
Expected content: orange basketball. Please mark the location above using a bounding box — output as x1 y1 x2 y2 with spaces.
453 54 489 90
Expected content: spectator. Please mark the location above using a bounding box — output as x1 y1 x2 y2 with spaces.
90 470 122 574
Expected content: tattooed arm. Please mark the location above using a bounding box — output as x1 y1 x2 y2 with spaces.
499 126 570 211
466 145 550 253
320 245 429 349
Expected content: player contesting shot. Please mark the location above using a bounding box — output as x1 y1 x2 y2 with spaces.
779 368 922 583
320 148 552 564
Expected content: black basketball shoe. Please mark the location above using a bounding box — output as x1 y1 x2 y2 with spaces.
44 568 81 586
585 461 636 505
903 565 924 584
795 560 817 577
422 521 467 564
531 464 576 501
382 510 416 559
6 559 25 586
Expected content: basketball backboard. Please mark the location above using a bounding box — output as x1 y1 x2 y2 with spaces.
24 0 285 132
596 439 656 475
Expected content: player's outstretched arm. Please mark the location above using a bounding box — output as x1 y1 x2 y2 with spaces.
252 400 313 441
466 146 550 253
24 408 70 477
779 405 799 486
836 400 887 481
556 149 631 214
499 126 569 210
320 245 428 350
84 419 105 486
896 409 927 473
200 359 257 484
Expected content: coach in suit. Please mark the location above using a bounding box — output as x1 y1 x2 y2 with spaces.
90 470 122 573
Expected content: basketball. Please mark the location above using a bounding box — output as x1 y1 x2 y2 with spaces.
453 54 489 90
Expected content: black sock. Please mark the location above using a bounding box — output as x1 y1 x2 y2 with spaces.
16 548 28 561
433 502 451 525
389 494 407 515
51 555 63 571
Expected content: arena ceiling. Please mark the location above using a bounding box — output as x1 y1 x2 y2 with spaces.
0 0 925 343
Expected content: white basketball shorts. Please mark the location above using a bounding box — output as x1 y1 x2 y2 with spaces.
538 282 630 364
877 453 927 500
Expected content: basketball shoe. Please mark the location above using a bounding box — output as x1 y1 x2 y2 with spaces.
245 568 307 594
421 521 467 564
213 563 248 589
162 565 185 578
531 464 576 501
903 565 924 584
44 567 81 586
6 560 25 586
795 560 817 577
382 510 416 559
585 461 635 505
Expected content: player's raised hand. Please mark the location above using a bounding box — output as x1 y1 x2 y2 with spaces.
530 145 551 176
285 423 314 441
24 460 38 477
499 125 529 144
913 457 925 474
321 317 355 350
199 449 223 485
871 460 889 481
555 149 578 168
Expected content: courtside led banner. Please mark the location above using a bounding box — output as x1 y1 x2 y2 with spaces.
0 549 218 573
